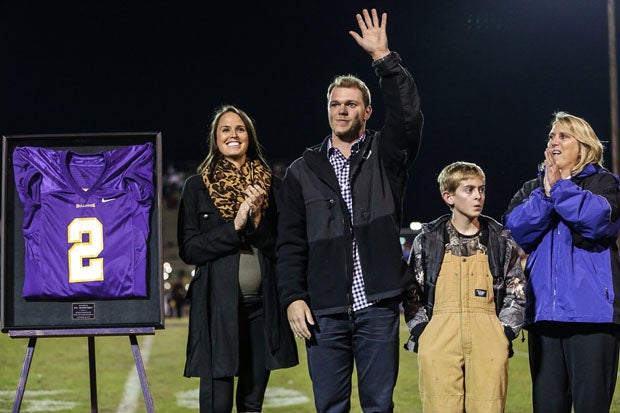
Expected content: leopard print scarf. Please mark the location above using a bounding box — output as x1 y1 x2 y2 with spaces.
202 158 271 220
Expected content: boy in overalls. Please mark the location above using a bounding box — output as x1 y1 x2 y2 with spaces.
403 161 526 412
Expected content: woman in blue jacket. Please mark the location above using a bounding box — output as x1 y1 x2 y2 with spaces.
504 111 620 412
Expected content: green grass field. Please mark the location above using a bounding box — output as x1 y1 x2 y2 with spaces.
1 318 620 412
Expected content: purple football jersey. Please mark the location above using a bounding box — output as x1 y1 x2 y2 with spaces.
13 143 155 299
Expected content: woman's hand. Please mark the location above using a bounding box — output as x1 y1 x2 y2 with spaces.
245 184 266 227
233 198 252 230
233 185 267 230
543 147 561 197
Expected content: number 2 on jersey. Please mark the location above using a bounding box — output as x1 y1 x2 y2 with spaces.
68 217 104 283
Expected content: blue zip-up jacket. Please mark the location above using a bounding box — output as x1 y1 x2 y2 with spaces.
503 164 620 326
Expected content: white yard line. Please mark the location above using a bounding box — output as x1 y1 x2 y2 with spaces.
116 335 154 413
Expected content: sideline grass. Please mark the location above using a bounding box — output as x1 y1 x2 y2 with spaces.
1 318 620 412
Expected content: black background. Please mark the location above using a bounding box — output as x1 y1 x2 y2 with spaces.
1 0 617 224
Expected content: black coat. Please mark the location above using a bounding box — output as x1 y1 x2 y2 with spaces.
177 174 298 378
276 51 423 315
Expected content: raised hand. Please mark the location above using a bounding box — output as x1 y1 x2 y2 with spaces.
348 8 390 61
233 184 267 230
543 147 561 196
245 184 266 215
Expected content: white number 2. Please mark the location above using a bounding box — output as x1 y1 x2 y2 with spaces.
67 218 104 283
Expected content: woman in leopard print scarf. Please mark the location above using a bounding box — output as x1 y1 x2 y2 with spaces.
177 105 297 412
199 105 272 229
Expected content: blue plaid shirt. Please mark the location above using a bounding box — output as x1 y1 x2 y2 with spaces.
328 135 374 312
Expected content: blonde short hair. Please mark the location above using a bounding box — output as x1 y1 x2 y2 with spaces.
549 111 604 176
326 74 371 107
438 161 486 194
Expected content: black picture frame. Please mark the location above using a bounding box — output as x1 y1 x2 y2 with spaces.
1 132 164 331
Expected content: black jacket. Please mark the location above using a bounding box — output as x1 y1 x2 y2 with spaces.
178 174 298 378
402 215 526 354
276 52 423 315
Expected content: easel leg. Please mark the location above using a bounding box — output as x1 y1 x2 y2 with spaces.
88 336 98 412
129 335 155 413
12 337 36 413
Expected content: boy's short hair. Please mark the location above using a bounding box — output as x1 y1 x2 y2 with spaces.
438 161 486 193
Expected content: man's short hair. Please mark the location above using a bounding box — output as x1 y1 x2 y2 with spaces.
326 74 371 107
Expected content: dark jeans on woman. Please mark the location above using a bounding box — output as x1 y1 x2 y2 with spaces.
199 298 270 413
305 298 400 413
528 322 620 413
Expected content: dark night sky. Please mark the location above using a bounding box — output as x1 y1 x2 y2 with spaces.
1 0 617 225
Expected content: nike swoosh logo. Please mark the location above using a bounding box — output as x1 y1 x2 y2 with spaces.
101 198 117 203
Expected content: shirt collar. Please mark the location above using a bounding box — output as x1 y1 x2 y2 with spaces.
327 133 366 158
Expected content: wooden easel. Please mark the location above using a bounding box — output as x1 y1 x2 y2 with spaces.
8 327 156 413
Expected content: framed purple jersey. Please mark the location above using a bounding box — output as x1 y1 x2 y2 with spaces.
13 143 155 300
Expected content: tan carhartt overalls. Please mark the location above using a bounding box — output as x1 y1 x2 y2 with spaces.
418 250 509 413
